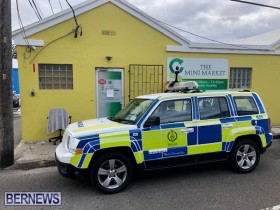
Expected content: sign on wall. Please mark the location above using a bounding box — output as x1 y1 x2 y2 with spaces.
167 58 229 90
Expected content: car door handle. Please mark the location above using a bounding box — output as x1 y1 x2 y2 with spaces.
222 124 233 128
181 128 194 133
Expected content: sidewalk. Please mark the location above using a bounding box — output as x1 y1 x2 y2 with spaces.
11 141 57 170
7 126 280 170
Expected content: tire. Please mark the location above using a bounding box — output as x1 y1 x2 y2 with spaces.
229 139 260 173
91 152 133 194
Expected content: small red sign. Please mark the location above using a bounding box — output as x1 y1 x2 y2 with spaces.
98 79 106 85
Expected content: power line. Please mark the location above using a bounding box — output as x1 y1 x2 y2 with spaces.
230 0 280 10
15 0 30 46
65 0 82 38
59 0 63 11
65 0 79 26
32 0 44 19
158 21 255 50
48 0 55 15
115 0 266 51
29 31 74 63
28 0 41 20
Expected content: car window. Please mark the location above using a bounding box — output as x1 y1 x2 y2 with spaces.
198 97 230 120
151 99 192 124
111 98 154 124
233 96 259 116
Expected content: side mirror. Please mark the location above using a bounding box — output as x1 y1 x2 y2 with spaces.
144 116 160 127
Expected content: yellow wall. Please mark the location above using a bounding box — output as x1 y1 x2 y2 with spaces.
17 3 179 141
16 3 280 142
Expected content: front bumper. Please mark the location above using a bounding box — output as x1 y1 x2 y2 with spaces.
55 154 88 180
55 143 88 180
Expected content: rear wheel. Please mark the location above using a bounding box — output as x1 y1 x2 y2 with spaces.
229 139 260 173
91 152 133 194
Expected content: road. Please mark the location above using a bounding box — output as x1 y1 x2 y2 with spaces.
0 139 279 210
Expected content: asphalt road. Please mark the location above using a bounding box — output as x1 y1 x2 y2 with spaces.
0 139 279 210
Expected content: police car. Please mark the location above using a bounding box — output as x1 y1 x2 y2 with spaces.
55 85 273 194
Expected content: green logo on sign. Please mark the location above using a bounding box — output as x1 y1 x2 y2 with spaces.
169 58 184 73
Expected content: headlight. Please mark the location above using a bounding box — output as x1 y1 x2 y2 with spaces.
62 134 70 150
65 136 81 154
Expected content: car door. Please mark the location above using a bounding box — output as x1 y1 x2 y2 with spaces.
142 98 197 168
196 96 235 162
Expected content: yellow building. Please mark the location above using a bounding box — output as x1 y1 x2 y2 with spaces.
13 0 280 142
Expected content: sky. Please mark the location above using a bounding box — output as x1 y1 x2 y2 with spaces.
11 0 280 43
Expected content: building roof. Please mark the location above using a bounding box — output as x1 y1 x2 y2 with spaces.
232 29 280 46
12 0 191 48
12 0 280 55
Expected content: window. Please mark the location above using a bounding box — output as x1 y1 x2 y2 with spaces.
111 98 154 124
234 96 259 116
39 64 73 89
151 99 192 124
198 97 230 120
229 68 252 89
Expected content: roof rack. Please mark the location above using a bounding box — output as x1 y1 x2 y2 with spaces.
164 70 203 93
238 90 251 92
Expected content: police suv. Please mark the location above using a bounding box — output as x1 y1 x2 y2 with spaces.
55 85 273 194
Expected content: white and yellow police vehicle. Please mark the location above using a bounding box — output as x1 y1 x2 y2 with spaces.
55 89 273 193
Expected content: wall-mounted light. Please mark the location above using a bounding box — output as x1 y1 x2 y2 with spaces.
31 89 35 96
28 45 37 51
106 56 112 61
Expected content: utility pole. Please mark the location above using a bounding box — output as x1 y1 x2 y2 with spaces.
0 0 14 167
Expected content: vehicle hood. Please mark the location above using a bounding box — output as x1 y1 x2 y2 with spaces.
66 117 137 138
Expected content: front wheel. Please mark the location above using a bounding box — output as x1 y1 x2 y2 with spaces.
91 152 133 194
229 139 260 173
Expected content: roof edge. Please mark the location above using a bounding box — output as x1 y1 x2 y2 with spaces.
12 0 191 47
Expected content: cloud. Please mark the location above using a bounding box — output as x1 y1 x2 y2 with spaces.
12 0 280 43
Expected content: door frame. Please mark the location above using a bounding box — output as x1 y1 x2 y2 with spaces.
95 68 124 118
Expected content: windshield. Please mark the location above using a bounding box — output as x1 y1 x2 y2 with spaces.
108 98 154 124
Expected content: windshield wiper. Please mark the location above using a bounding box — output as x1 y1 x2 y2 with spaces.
108 116 118 122
108 116 134 124
116 118 134 124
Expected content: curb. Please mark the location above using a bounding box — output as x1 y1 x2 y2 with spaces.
9 159 56 170
273 135 280 139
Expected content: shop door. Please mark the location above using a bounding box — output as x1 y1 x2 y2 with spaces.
96 68 124 118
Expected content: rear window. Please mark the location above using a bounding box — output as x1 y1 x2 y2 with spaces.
198 97 230 120
233 96 259 116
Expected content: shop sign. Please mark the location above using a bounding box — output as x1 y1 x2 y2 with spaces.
167 58 229 90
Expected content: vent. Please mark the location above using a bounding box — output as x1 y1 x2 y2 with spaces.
101 30 116 36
